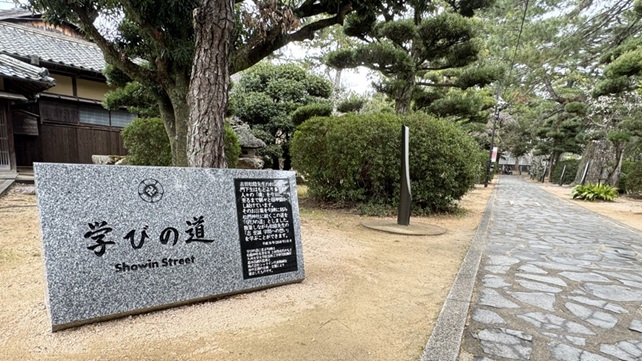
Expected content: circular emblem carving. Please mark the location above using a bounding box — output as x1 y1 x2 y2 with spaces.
138 179 164 203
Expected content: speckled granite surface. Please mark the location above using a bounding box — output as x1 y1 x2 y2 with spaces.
34 163 304 331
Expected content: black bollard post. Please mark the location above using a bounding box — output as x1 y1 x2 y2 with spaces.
397 125 411 226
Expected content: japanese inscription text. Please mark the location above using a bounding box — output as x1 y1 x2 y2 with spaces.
235 178 298 279
82 216 215 273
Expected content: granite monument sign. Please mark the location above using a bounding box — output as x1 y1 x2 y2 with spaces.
34 163 305 331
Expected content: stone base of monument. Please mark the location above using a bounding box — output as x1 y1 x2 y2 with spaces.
361 221 446 236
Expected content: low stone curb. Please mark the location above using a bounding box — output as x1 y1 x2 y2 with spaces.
420 182 498 361
0 179 13 197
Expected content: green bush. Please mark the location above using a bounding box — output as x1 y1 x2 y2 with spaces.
291 112 484 213
122 118 172 166
122 118 240 167
291 102 333 126
224 123 241 168
552 159 579 185
622 160 642 197
337 96 366 113
571 183 618 201
618 160 634 193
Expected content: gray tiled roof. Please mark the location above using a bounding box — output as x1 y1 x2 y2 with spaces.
0 53 54 84
0 21 105 72
0 9 33 21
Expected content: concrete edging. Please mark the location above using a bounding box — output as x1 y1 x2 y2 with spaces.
419 182 498 361
0 179 14 197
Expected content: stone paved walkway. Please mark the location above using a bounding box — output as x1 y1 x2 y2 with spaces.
459 176 642 361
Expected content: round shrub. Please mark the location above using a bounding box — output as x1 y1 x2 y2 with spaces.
291 102 333 126
337 96 366 113
122 118 172 166
122 118 240 167
552 159 579 185
291 112 484 213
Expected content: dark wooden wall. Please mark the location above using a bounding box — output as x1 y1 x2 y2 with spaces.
40 124 125 164
13 135 38 166
13 99 126 166
40 100 79 125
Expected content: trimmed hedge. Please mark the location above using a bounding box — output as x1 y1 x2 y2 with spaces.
122 118 172 166
552 159 579 185
291 112 484 213
122 117 240 167
620 159 642 197
337 96 366 113
291 102 333 126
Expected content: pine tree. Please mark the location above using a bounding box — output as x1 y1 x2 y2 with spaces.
325 0 501 116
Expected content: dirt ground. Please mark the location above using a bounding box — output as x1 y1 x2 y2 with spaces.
538 180 642 233
0 183 493 361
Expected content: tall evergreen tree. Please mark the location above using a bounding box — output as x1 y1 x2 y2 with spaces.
481 0 642 182
229 62 333 170
325 0 501 115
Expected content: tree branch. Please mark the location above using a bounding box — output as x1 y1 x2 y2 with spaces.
542 108 564 120
416 81 457 88
73 6 159 86
231 3 353 73
377 2 394 22
294 0 326 18
420 64 460 71
117 0 176 87
120 0 167 47
543 74 565 104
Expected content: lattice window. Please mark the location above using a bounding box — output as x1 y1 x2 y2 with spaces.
79 105 109 126
110 111 136 128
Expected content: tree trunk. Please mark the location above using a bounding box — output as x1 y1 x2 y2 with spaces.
574 139 616 185
158 92 189 167
187 0 234 168
333 69 343 94
395 77 414 114
271 155 280 170
547 153 558 183
514 156 520 175
171 93 190 167
608 150 625 187
283 137 291 170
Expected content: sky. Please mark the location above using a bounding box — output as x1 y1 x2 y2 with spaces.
279 42 375 95
0 0 20 10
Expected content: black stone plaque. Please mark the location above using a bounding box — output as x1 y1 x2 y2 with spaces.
235 178 298 279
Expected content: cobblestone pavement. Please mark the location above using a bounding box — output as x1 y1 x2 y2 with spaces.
459 176 642 361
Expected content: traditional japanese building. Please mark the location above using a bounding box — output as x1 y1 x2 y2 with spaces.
0 9 135 179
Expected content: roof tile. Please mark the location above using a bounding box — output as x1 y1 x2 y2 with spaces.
0 22 105 72
0 53 55 84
